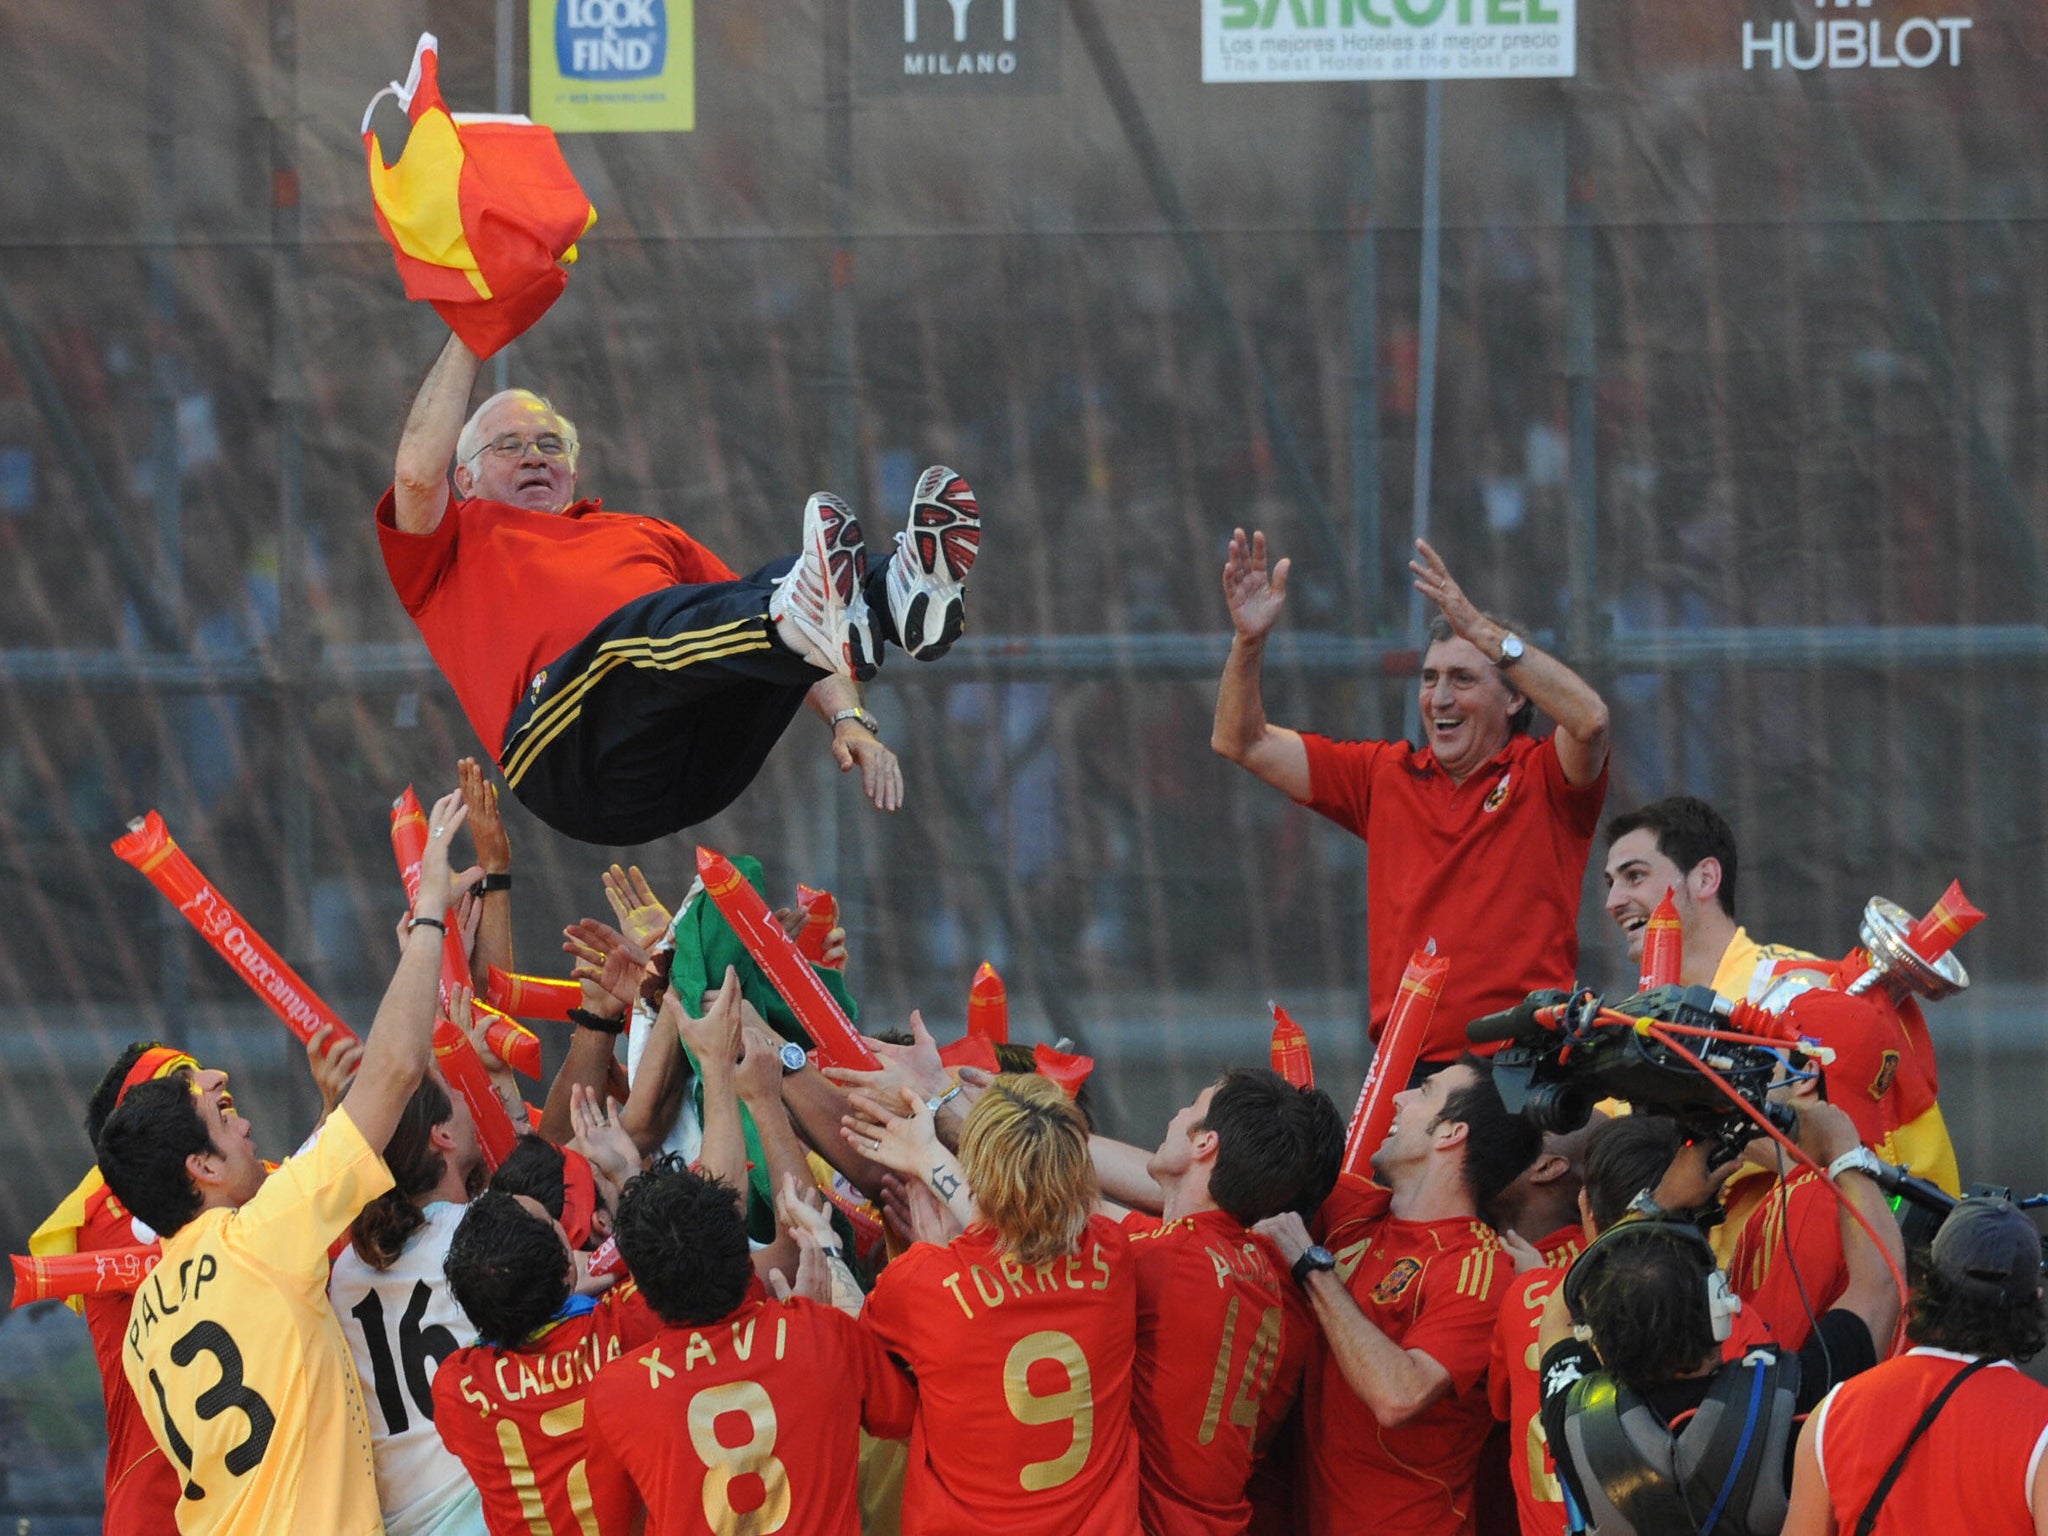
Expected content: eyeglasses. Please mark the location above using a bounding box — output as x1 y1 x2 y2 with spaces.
469 433 573 462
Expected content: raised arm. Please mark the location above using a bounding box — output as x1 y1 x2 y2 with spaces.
675 972 748 1216
1256 1211 1455 1427
346 788 467 1150
1801 1102 1905 1349
1089 1135 1164 1215
1212 528 1310 801
459 758 514 989
392 332 482 535
1410 539 1609 787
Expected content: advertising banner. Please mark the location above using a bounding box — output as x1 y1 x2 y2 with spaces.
1201 0 1574 83
858 0 1061 96
530 0 695 133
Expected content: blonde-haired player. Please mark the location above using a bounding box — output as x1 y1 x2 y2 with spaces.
849 1072 1139 1535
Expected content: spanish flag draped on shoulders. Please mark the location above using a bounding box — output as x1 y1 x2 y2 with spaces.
1709 927 1960 1267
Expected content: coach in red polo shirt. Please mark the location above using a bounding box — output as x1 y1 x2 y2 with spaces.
1212 530 1610 1064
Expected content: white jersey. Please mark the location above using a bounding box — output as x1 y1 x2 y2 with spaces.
625 994 705 1163
328 1201 488 1536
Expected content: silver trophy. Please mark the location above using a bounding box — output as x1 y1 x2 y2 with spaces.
1843 896 1970 1004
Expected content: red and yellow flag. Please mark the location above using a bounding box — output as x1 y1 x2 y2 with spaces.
364 34 597 358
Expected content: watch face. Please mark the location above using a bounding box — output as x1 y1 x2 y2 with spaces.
778 1042 809 1072
1499 633 1525 663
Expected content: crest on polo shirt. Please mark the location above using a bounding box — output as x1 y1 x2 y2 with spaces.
1869 1049 1900 1102
1483 773 1512 814
1371 1257 1423 1304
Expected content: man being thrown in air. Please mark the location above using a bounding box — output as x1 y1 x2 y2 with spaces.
378 331 980 846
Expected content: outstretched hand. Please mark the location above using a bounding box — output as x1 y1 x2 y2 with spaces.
840 1087 939 1181
601 864 671 956
1223 527 1291 643
457 757 511 875
832 727 903 813
822 1010 949 1104
304 1022 362 1114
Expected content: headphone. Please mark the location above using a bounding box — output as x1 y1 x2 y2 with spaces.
1563 1215 1744 1344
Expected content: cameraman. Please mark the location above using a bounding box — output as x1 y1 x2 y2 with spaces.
1535 1100 1904 1535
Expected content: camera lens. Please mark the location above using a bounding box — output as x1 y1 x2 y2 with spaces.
1522 1080 1594 1135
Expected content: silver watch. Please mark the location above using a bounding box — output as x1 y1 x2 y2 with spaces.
1827 1145 1884 1183
778 1041 810 1074
829 706 880 736
1497 632 1526 668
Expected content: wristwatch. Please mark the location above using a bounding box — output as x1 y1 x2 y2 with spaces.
477 871 513 894
1496 632 1526 668
1292 1244 1338 1287
778 1041 810 1075
830 707 881 736
1627 1190 1670 1221
1827 1146 1885 1184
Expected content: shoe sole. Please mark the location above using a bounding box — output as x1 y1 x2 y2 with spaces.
804 494 880 682
896 467 978 661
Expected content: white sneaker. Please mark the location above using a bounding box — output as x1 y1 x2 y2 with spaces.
770 493 878 681
885 466 979 660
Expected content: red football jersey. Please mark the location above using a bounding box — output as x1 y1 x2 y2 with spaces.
1484 1226 1583 1536
432 1283 662 1536
1304 1176 1515 1534
1814 1349 2048 1536
378 491 737 757
1726 1167 1845 1352
1123 1209 1310 1536
862 1214 1139 1536
76 1186 182 1535
583 1295 915 1536
1298 731 1607 1060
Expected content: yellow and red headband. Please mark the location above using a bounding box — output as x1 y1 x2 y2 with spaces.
119 1047 200 1106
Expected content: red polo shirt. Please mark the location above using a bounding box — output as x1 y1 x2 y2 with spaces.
376 489 735 759
1299 730 1607 1060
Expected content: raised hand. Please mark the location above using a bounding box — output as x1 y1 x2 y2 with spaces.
416 789 470 918
822 1010 948 1104
840 1086 939 1181
304 1022 362 1114
675 966 744 1070
1500 1228 1545 1276
457 757 511 875
1408 539 1487 645
1223 527 1291 643
563 916 647 1014
601 864 671 956
568 1083 641 1189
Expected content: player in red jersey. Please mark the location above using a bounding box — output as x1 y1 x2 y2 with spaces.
1489 1115 1673 1536
1092 1068 1344 1536
433 1190 663 1535
584 1158 914 1534
1478 1115 1603 1536
1786 1194 2048 1536
857 1073 1139 1536
29 1044 217 1535
1214 531 1610 1066
1254 1055 1541 1534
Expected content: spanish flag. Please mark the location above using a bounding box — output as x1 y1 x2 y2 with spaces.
364 34 597 359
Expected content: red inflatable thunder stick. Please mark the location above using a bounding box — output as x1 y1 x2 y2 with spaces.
10 1246 161 1309
1638 888 1683 991
390 787 523 1169
1269 1002 1315 1089
473 1002 543 1080
1342 943 1450 1176
112 812 359 1049
967 961 1010 1043
486 966 582 1023
795 885 841 968
695 847 881 1071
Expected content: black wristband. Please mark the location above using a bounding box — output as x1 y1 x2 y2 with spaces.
477 871 513 894
567 1006 625 1036
407 916 447 935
